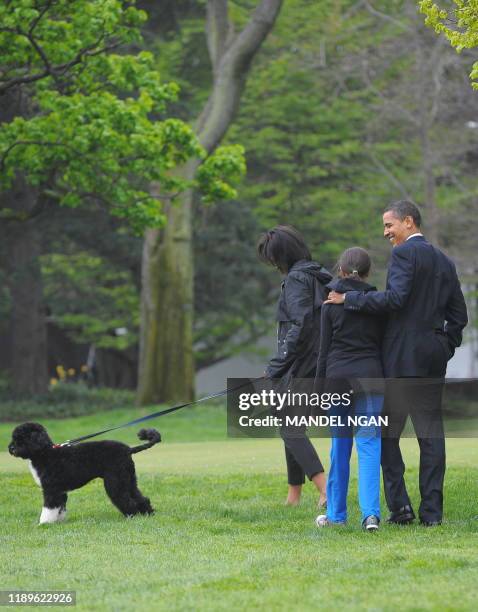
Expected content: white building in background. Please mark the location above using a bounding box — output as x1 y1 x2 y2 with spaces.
196 334 275 395
446 335 478 378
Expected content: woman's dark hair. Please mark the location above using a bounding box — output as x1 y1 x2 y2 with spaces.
337 247 371 279
257 225 311 273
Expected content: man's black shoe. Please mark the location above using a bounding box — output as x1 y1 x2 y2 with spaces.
386 505 416 525
420 520 442 527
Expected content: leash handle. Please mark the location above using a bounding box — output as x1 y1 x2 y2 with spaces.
64 377 263 445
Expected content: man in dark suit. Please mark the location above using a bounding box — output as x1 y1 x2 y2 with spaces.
325 200 468 525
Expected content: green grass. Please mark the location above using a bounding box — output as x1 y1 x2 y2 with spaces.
1 407 478 611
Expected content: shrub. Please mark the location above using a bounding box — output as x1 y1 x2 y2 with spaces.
0 383 135 421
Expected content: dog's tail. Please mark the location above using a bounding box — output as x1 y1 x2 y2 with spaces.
130 429 161 454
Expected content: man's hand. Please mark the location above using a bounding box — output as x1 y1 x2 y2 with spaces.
324 291 346 305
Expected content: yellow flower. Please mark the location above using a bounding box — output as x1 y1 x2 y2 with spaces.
67 368 76 376
50 378 58 386
80 365 89 373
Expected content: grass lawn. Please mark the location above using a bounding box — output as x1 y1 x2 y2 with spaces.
0 405 477 611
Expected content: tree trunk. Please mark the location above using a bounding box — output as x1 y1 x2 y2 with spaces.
138 165 197 404
1 89 48 395
3 179 48 395
137 0 283 404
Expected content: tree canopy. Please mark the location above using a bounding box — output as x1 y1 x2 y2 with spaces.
420 0 478 88
0 0 245 233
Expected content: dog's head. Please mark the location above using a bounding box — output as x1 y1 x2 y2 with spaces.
8 422 53 459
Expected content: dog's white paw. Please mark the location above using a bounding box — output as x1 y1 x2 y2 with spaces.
58 508 67 522
39 507 62 524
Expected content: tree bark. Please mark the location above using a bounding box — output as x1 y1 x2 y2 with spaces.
138 164 197 404
1 89 48 395
137 0 283 404
2 178 47 395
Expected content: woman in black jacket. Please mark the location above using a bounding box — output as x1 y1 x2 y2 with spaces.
258 225 332 506
316 247 384 530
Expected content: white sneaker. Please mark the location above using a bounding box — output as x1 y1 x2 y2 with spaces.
315 514 329 527
315 514 346 528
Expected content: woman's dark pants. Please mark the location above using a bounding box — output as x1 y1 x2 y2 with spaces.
282 433 324 485
280 398 324 485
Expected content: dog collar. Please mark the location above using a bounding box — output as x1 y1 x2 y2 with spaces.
52 441 71 448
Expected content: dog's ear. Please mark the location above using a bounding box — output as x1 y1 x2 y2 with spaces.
28 426 53 452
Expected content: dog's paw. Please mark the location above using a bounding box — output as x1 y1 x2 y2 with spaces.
39 507 63 525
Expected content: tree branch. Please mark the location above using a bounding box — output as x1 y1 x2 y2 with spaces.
28 1 56 35
226 0 283 75
363 1 411 32
365 142 411 199
206 0 232 74
0 140 74 171
428 37 453 122
197 0 283 152
0 31 120 94
0 191 51 223
361 56 419 127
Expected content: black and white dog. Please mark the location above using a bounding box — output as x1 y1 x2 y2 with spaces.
8 422 161 524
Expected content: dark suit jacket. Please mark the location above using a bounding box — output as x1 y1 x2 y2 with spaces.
317 277 384 379
344 236 468 377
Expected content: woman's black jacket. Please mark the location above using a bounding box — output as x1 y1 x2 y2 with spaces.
266 260 332 382
316 277 385 380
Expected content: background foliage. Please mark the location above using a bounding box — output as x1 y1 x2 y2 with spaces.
1 0 477 392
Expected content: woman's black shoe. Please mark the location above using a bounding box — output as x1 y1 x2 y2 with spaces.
386 505 416 524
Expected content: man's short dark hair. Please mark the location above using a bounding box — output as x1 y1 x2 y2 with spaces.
384 200 422 228
257 225 311 273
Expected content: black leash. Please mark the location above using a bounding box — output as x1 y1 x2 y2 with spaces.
62 378 262 446
62 375 471 446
